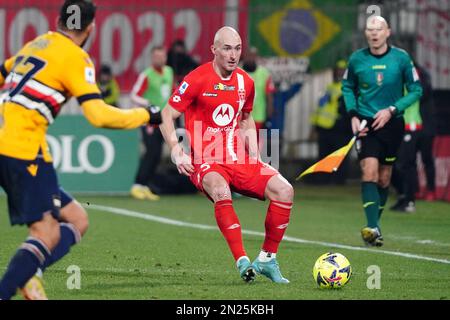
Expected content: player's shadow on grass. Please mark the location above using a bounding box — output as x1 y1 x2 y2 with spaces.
53 268 302 289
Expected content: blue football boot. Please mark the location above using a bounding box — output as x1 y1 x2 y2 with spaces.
252 258 289 284
236 257 256 283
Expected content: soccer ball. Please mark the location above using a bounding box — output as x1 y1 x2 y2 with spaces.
312 252 352 288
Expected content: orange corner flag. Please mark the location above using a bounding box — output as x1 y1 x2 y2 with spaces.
296 120 367 180
296 137 356 180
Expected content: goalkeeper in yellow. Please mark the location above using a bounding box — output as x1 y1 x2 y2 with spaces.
0 0 161 300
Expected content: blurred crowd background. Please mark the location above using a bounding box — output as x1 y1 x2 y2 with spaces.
1 0 449 201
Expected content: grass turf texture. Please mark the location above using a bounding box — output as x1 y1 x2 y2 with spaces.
1 185 449 300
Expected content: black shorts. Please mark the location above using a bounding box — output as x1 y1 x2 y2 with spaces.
355 116 405 165
0 154 73 226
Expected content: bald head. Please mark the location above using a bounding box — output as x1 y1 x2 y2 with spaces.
211 26 242 78
366 16 389 29
213 26 241 47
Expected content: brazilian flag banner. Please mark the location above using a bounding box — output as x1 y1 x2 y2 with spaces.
249 0 358 70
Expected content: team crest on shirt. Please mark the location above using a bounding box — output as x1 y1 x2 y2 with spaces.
238 88 246 103
376 72 384 86
212 104 234 126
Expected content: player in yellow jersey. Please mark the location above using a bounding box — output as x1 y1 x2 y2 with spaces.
0 0 162 300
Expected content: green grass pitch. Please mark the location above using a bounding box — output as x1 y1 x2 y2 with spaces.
1 185 449 300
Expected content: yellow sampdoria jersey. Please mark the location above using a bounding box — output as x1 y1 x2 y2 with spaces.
0 31 102 162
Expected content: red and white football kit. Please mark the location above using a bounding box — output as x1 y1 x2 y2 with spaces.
169 62 292 264
169 62 279 200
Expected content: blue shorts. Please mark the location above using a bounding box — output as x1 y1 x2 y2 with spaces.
0 154 73 226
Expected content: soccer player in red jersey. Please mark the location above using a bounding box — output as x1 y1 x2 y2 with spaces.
160 26 294 283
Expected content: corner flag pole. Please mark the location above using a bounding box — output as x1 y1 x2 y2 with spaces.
296 119 367 180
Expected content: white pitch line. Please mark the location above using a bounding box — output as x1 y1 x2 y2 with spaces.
389 235 450 247
88 204 450 266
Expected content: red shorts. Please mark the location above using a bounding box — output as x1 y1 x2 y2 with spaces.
190 159 279 201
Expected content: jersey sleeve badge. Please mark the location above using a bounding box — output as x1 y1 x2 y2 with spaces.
84 67 96 84
178 81 189 95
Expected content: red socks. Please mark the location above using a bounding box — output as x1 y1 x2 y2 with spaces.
214 199 293 260
214 200 246 260
263 201 292 253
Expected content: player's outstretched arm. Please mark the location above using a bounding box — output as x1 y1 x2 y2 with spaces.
160 104 182 149
160 104 194 176
81 99 161 129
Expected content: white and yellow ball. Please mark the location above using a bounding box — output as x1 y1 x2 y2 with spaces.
313 252 352 288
